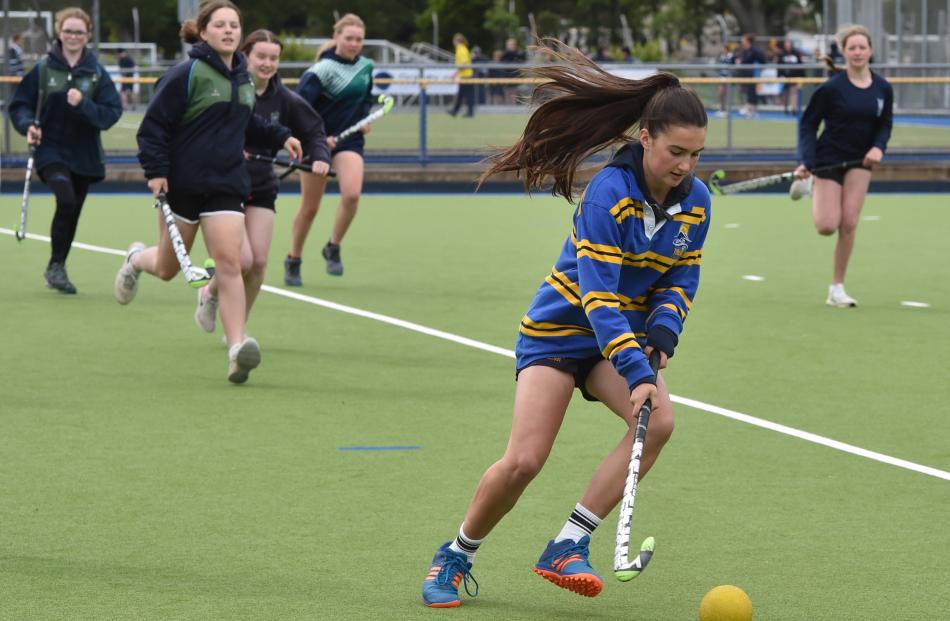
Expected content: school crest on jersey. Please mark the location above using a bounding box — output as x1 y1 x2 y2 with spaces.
876 97 884 117
672 226 692 256
269 110 280 124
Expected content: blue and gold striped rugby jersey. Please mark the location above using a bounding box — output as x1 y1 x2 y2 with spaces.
516 145 711 391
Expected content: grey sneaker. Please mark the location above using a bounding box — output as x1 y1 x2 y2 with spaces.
228 337 262 384
114 242 145 304
322 242 343 276
194 284 218 332
45 262 77 294
284 255 302 286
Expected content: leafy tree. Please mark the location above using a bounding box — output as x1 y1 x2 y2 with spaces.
484 0 519 49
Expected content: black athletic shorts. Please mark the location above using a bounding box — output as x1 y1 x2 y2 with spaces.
515 355 605 402
813 162 871 185
331 135 365 158
166 192 244 224
246 189 278 211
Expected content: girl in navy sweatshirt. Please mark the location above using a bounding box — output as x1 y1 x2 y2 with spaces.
795 24 892 308
193 30 332 336
8 7 122 294
113 0 302 384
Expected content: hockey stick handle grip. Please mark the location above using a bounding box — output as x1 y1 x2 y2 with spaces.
247 153 336 177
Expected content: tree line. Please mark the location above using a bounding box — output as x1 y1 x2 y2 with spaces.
6 0 819 61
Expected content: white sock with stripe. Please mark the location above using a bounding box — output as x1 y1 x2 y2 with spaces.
448 525 483 564
554 503 603 543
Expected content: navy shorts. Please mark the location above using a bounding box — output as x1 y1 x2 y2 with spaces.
331 134 365 158
246 189 278 211
166 192 244 224
515 355 606 402
813 162 871 185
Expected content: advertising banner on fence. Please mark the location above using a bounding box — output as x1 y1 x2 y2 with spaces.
373 68 458 96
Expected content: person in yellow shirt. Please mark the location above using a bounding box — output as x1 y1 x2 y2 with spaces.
449 33 475 117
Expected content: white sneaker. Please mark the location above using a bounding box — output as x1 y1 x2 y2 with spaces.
826 284 858 308
114 242 145 305
228 337 261 384
789 176 813 201
194 285 219 333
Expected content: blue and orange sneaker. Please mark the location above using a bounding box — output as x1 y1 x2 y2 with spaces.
532 535 604 597
422 542 479 608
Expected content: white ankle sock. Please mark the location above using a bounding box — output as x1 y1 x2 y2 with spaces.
555 503 603 543
448 525 483 563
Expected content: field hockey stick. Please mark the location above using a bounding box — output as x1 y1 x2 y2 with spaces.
614 349 662 582
246 153 337 180
16 137 36 241
16 86 44 241
155 191 211 288
332 94 395 143
708 159 864 196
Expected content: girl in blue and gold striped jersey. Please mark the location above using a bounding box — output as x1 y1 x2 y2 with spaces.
422 44 710 608
284 13 375 284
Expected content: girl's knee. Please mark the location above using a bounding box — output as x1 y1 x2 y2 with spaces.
155 265 179 281
248 255 268 279
648 408 675 447
500 454 545 485
815 223 837 236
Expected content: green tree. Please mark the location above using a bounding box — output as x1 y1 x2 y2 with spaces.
484 0 519 49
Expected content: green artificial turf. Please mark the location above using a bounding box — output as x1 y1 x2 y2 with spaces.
1 192 948 620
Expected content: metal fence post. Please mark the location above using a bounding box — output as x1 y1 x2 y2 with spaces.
419 69 428 166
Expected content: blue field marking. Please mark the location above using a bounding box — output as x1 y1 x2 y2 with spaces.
338 445 422 451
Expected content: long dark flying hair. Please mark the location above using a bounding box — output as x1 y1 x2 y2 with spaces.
479 40 707 202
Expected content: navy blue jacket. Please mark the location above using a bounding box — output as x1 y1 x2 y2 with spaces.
246 74 331 201
8 40 122 182
798 71 893 170
137 43 291 197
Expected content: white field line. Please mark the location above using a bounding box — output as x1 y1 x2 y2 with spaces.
4 227 948 482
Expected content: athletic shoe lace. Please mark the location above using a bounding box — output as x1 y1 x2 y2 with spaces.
436 553 479 597
553 540 591 565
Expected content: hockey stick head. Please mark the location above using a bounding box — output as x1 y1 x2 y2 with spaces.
708 169 726 196
377 93 395 114
615 536 655 581
183 265 212 288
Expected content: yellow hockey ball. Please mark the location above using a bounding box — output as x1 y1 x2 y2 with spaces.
699 585 753 621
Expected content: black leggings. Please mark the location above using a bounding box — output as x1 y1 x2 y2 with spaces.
451 84 475 116
41 164 91 265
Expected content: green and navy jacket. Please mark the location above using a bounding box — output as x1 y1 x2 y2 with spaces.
516 143 712 390
297 49 373 149
137 43 291 197
8 39 122 182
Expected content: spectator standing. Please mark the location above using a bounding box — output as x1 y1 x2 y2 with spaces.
117 48 138 110
499 37 525 105
449 33 475 117
716 43 736 117
736 33 766 117
778 39 804 115
7 33 25 76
